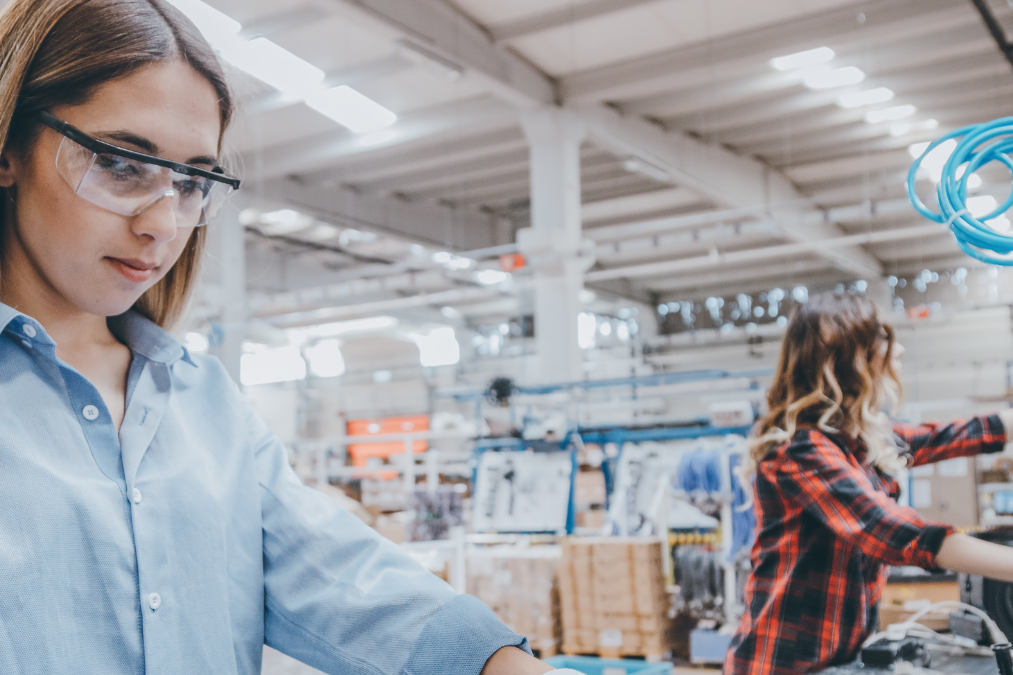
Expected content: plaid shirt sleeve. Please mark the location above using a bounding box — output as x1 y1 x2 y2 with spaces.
893 414 1007 467
776 431 953 568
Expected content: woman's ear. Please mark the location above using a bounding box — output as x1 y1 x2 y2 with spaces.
0 148 17 188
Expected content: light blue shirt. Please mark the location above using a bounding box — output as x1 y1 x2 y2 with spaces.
0 303 526 674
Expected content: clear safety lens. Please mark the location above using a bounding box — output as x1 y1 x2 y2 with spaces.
54 135 232 227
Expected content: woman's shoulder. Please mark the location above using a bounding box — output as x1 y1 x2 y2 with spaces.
761 426 849 467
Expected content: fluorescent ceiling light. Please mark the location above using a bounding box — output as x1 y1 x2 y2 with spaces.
622 157 672 183
967 173 983 189
474 269 510 285
164 0 241 47
301 316 399 338
257 209 315 235
802 66 865 90
770 46 835 71
890 118 938 137
865 104 916 124
305 339 346 378
240 346 307 386
305 85 397 133
220 37 324 96
412 327 460 367
837 87 894 108
989 215 1011 232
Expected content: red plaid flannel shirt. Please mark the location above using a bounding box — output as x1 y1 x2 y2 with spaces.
724 415 1006 675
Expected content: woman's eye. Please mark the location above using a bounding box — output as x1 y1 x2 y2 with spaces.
95 154 142 180
174 178 207 198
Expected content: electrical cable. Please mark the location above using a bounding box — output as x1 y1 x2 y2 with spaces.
862 599 1008 663
906 117 1013 265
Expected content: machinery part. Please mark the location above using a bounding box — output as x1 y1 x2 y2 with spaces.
995 642 1013 675
861 637 930 669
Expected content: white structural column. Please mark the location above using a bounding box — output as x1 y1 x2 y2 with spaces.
213 210 247 383
519 107 588 384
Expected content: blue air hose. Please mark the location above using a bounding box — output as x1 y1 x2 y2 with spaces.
906 117 1013 265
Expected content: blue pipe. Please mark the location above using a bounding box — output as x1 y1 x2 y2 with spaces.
907 117 1013 265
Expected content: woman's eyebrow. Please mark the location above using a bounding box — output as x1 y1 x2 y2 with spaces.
98 130 217 166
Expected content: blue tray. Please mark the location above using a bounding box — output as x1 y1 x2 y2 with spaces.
544 655 673 674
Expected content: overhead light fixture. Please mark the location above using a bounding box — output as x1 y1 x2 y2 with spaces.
474 269 510 285
305 339 346 378
166 0 394 137
412 327 461 367
622 157 672 183
890 118 938 137
837 87 894 108
770 46 835 71
299 316 399 338
256 209 315 235
396 39 466 81
305 85 397 133
909 138 957 182
220 37 325 96
802 66 865 90
865 104 916 124
164 0 241 47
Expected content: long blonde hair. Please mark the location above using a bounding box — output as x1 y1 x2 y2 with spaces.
0 0 234 329
742 291 906 479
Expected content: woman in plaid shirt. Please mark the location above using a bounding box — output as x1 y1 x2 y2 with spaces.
724 292 1013 675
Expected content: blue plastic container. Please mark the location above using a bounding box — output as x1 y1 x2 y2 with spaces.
544 655 673 675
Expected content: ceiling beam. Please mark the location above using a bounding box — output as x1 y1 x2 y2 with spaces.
559 0 968 104
576 104 885 278
317 0 556 107
586 221 944 283
245 95 519 181
488 0 661 43
257 177 501 252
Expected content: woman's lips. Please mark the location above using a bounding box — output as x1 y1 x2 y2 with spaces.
106 257 156 283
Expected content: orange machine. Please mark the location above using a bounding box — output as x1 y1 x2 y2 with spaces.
347 415 430 468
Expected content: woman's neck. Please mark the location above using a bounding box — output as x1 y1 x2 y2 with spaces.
1 244 119 361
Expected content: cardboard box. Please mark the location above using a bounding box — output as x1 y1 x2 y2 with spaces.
467 547 561 654
559 537 673 657
879 579 959 631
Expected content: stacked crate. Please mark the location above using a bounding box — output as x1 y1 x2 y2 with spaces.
559 537 672 659
467 547 561 656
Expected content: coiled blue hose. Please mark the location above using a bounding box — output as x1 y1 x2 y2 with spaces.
906 117 1013 265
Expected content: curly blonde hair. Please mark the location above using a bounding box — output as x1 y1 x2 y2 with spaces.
742 291 906 481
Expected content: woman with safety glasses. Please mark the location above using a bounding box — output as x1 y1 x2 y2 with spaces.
0 2 561 674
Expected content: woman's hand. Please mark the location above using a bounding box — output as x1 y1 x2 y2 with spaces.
937 533 1013 583
480 647 555 675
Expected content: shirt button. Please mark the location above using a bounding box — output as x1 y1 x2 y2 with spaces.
132 488 143 505
82 405 100 421
148 593 161 610
22 324 36 338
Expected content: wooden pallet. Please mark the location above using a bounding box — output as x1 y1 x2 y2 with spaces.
561 648 669 663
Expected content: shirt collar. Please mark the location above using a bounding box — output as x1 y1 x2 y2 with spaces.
0 302 194 366
0 303 19 334
108 310 196 367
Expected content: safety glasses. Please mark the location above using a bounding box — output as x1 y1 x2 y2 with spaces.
37 111 241 228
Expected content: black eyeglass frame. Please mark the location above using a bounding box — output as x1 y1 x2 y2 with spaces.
36 111 241 191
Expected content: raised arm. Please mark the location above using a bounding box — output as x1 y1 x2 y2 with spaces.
774 431 952 568
892 412 1009 466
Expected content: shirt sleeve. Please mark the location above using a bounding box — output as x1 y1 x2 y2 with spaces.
250 406 529 675
893 415 1007 466
774 431 953 569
